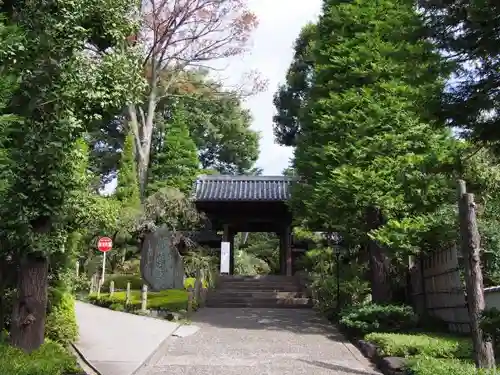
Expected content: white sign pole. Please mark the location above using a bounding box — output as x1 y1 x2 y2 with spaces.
101 251 107 285
220 241 230 274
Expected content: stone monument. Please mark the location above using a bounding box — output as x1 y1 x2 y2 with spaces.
140 225 184 290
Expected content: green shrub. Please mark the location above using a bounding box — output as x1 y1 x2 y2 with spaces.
88 289 190 312
45 290 78 344
184 277 208 289
405 356 497 375
339 303 417 336
0 341 80 375
101 274 143 292
365 332 472 359
109 303 125 312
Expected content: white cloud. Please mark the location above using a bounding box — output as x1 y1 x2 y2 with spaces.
217 0 322 175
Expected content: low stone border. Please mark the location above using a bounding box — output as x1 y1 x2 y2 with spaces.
356 339 407 375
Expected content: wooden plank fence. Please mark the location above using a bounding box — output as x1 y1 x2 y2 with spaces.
409 248 470 333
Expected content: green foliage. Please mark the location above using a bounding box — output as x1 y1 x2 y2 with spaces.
364 332 472 359
0 341 80 375
88 289 190 311
235 249 271 276
235 232 280 274
298 247 370 313
101 274 143 291
183 250 218 288
405 356 496 375
480 307 500 344
273 22 316 146
292 0 457 236
418 0 500 150
160 71 260 174
149 105 200 195
339 303 418 336
45 292 78 345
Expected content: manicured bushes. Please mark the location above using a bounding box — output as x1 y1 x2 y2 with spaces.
339 303 418 336
406 356 495 375
100 274 206 292
0 341 80 375
45 290 78 344
101 274 143 292
365 332 472 359
88 289 191 312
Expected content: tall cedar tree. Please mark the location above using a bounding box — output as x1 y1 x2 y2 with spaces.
273 23 316 147
293 0 457 303
148 104 200 195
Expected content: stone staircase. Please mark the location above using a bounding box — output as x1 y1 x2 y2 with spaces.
206 275 313 308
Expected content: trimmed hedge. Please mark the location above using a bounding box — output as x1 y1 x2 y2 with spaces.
45 290 78 345
0 341 80 375
101 274 206 292
365 332 472 359
406 356 498 375
88 289 191 312
339 303 418 336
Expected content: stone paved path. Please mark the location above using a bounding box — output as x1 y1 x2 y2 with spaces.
74 301 179 375
143 308 380 375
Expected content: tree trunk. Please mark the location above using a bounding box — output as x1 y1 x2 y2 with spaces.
365 206 392 303
10 253 49 353
458 180 495 368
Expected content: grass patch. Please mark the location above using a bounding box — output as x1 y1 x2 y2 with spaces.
89 289 190 311
0 341 80 375
365 332 472 359
101 274 207 292
406 355 498 375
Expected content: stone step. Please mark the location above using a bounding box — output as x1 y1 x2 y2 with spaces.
216 284 300 291
205 297 313 308
218 275 296 281
208 290 306 298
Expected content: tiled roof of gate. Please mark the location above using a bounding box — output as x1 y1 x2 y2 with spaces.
194 175 295 202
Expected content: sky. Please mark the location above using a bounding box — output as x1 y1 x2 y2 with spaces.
218 0 323 175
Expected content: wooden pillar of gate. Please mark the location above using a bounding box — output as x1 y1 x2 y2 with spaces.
279 226 292 276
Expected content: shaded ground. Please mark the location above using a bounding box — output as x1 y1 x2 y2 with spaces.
74 301 179 375
144 308 380 375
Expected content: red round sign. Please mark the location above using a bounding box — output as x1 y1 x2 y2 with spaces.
97 237 113 252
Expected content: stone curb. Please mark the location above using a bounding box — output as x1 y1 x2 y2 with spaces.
69 342 102 375
131 323 180 375
356 339 407 375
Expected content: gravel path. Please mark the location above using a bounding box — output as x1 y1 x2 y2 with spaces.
144 308 380 375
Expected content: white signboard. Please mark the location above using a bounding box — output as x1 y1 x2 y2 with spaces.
220 241 230 274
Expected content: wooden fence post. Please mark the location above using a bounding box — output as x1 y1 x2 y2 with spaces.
458 179 495 368
109 280 115 298
187 288 193 318
194 268 202 303
90 274 96 294
97 278 102 299
126 282 131 305
141 284 148 312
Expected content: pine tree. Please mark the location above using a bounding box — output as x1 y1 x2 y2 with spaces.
293 0 459 303
148 103 200 195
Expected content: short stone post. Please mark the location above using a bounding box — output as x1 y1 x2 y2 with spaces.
90 274 96 294
109 280 115 298
194 268 202 303
97 278 102 299
187 288 194 318
141 284 148 312
126 282 131 305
